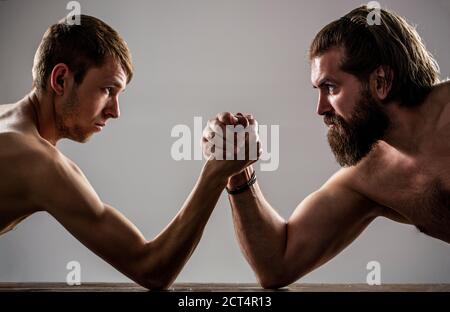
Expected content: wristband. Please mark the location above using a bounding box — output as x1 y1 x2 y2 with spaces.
226 170 256 195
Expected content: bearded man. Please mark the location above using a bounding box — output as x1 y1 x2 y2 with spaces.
203 6 449 288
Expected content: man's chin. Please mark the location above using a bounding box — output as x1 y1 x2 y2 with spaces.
77 137 93 143
328 136 379 167
65 131 94 143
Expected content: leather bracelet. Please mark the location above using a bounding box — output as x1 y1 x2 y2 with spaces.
226 170 256 195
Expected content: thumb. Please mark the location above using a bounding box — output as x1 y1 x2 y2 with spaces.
235 113 249 128
230 114 239 124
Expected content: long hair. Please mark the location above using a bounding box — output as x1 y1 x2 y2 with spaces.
309 6 440 106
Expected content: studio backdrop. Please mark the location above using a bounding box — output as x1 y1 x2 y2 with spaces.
0 0 449 283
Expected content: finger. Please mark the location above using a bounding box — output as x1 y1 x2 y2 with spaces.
257 142 263 159
207 117 258 158
210 119 242 146
207 119 226 140
234 123 259 152
235 113 249 128
235 134 259 161
209 146 235 160
217 112 238 125
202 124 216 141
247 116 258 131
205 125 236 158
202 140 215 159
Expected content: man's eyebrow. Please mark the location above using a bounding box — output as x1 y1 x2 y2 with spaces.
312 77 338 89
104 79 126 91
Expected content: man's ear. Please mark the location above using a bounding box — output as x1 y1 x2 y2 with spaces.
50 63 70 96
370 65 393 101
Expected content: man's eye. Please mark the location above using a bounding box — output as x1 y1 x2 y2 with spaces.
326 84 336 93
104 87 113 95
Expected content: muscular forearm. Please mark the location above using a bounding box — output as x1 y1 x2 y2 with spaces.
227 166 288 287
138 162 227 289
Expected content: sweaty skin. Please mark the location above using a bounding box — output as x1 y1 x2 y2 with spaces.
203 49 450 289
0 56 258 289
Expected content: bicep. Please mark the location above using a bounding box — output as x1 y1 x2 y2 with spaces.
283 176 381 280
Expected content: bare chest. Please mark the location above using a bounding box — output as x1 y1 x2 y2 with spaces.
360 152 450 242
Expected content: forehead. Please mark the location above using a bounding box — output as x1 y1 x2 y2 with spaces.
84 56 127 87
310 48 345 85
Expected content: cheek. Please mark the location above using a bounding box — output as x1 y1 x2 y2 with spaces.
332 90 359 120
80 94 106 117
329 95 347 117
92 99 106 115
73 102 101 127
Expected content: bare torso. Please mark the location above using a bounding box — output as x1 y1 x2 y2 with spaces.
350 83 450 242
354 140 450 242
0 100 63 234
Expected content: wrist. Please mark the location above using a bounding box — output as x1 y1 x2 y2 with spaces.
226 169 256 195
201 160 229 189
227 166 254 189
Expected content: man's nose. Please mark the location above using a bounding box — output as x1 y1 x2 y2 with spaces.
316 93 333 116
105 97 120 119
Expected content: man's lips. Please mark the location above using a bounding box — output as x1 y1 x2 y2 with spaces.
94 123 106 131
324 116 337 128
324 120 334 127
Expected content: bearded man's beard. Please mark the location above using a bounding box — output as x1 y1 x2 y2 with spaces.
325 88 390 167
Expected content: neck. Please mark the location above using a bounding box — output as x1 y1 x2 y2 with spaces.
381 99 435 155
27 88 60 146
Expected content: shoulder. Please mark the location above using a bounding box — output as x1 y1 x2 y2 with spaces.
323 148 381 193
0 133 64 206
422 81 450 134
436 79 450 93
427 81 450 110
319 148 388 215
0 103 15 115
11 137 70 190
0 131 86 187
16 141 103 216
0 124 102 214
0 132 58 174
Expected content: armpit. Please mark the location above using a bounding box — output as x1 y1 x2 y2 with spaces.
379 206 412 224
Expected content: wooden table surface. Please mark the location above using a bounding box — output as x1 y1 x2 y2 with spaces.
0 283 449 292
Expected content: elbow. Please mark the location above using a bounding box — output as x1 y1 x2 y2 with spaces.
256 269 292 289
257 267 304 290
133 263 175 290
260 281 287 290
137 275 173 291
258 276 291 290
132 244 176 290
141 281 171 291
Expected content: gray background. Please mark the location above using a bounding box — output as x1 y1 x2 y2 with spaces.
0 0 449 283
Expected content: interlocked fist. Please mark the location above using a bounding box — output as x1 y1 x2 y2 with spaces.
202 112 262 177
